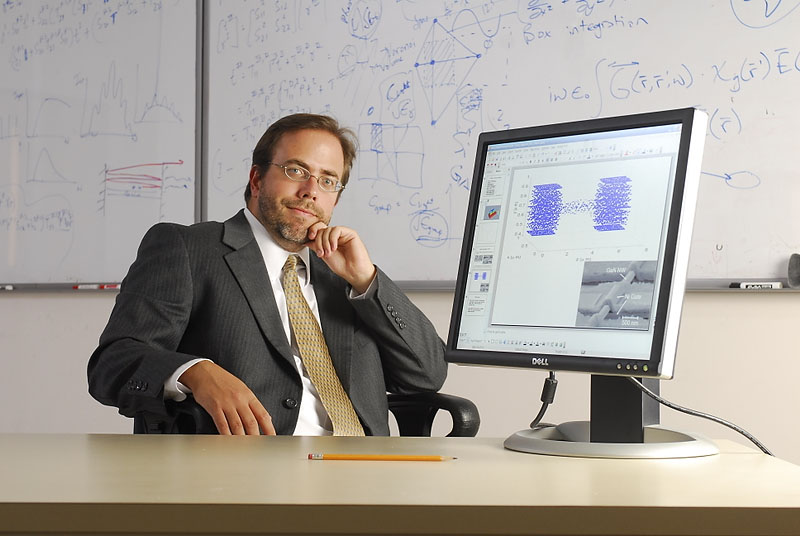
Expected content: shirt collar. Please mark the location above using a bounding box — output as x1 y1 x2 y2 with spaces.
244 207 312 285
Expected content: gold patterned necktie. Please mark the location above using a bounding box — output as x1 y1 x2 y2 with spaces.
281 255 365 436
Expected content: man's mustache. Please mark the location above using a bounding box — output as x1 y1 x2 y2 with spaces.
283 200 322 219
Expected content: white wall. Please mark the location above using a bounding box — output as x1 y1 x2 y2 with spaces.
1 290 798 465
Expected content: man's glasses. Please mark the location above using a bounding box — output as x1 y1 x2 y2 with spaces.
267 162 344 193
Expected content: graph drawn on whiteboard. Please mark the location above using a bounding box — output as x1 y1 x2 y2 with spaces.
0 0 197 285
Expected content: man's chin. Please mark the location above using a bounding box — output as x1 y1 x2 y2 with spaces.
278 226 312 246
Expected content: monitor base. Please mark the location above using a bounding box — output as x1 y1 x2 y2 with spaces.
505 421 719 459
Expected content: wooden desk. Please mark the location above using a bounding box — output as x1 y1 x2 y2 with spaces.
0 434 798 535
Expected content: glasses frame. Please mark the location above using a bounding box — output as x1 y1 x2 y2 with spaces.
266 162 345 193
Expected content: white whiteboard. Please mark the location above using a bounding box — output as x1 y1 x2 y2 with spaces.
204 1 800 285
0 0 197 285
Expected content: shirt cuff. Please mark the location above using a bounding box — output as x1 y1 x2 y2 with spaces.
163 358 211 401
348 268 378 300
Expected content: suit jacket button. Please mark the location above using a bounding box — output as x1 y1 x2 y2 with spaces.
283 398 298 409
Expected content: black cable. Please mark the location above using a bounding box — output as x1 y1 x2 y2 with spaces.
629 377 774 456
529 371 558 430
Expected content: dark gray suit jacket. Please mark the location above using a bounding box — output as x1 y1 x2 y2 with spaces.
87 210 447 435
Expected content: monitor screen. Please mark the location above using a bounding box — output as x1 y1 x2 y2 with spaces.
446 108 706 380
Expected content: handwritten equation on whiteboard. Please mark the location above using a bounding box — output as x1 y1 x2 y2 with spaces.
207 0 800 282
0 0 196 284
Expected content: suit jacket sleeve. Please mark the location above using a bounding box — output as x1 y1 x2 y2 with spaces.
347 266 448 394
87 223 201 418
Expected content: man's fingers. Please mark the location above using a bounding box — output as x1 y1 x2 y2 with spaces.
209 407 232 435
252 402 276 435
311 226 349 258
183 362 273 435
309 224 332 257
316 226 337 257
240 414 261 436
223 407 246 435
306 221 327 242
210 398 273 436
307 223 355 257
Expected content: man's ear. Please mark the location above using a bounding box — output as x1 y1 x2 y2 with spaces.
248 165 262 196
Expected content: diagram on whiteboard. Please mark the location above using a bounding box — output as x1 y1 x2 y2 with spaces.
0 0 196 284
202 1 800 282
414 18 482 126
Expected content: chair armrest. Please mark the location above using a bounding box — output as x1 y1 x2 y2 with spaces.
388 392 480 437
136 392 481 437
133 397 216 434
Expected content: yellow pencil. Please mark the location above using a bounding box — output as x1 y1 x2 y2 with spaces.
307 453 456 461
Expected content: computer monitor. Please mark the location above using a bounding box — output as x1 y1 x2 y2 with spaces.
446 108 717 458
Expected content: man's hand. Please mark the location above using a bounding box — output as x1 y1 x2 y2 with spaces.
178 360 276 435
307 223 377 294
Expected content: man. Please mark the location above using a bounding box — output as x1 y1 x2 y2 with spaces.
88 113 447 436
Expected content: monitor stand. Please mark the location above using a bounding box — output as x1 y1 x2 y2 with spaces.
504 375 719 459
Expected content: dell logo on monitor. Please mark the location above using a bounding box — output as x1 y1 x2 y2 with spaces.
531 357 549 367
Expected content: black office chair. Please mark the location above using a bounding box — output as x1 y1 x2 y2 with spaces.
134 392 480 437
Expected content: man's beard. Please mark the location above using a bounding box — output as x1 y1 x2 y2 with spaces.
257 194 327 247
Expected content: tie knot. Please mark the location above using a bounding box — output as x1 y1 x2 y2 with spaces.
283 254 300 274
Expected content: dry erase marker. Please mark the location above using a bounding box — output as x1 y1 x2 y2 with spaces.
2 285 12 290
73 284 120 290
308 453 455 462
729 282 783 289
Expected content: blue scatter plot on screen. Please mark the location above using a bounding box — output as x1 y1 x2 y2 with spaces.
593 176 631 231
563 198 594 215
527 183 562 236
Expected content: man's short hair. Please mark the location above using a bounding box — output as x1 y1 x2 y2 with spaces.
245 113 358 202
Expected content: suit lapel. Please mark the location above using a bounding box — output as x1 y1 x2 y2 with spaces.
310 255 355 391
222 211 295 367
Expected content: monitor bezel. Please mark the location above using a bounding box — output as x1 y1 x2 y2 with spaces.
446 108 705 379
